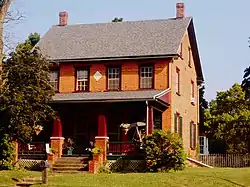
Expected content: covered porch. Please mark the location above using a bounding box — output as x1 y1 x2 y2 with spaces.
50 89 170 157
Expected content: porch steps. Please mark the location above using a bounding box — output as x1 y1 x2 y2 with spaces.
51 156 90 173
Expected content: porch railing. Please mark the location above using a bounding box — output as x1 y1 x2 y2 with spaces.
18 142 47 160
107 141 135 155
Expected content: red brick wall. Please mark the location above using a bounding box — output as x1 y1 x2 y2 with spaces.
58 59 170 93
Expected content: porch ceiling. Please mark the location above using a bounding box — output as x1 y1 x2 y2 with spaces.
51 90 169 104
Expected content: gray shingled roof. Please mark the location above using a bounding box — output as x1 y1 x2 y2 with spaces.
37 17 192 60
52 90 163 102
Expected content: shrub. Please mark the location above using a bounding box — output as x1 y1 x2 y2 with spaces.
143 130 186 172
0 134 14 170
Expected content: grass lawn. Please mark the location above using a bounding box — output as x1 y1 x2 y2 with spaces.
1 168 250 187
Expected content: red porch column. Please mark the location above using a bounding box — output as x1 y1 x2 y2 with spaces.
95 115 108 165
50 115 64 158
147 106 154 134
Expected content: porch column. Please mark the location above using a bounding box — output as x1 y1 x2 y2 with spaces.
147 105 154 135
13 140 18 164
50 115 64 158
95 114 108 164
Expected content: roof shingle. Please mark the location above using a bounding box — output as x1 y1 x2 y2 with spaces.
37 17 192 60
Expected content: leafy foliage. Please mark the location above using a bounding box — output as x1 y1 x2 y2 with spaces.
205 83 250 154
242 66 250 99
143 130 186 172
0 33 55 143
0 134 14 170
112 17 123 22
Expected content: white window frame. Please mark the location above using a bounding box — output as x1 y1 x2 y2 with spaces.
76 69 89 92
107 67 120 90
199 136 209 155
49 71 59 91
140 66 153 89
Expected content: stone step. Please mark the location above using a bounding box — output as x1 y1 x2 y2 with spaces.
55 160 89 164
53 163 88 167
51 170 88 174
52 166 88 171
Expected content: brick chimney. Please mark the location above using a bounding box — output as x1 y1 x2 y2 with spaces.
176 2 185 18
59 11 68 26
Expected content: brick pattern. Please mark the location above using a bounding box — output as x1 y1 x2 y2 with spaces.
170 31 199 158
95 137 108 164
47 153 55 165
50 138 64 158
58 59 170 93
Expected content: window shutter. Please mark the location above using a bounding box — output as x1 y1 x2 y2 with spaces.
190 122 193 148
194 124 196 148
174 113 177 133
179 116 183 138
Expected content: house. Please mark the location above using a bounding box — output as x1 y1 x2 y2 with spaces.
34 2 203 160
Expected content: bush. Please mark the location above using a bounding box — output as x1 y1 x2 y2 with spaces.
0 134 14 170
143 130 186 172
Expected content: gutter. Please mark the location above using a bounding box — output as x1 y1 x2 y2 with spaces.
49 54 178 63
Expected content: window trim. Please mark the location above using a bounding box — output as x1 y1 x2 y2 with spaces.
106 65 122 91
180 43 183 58
174 112 182 138
190 121 196 150
139 64 155 89
74 67 90 92
49 70 60 93
191 80 194 98
176 67 180 95
188 46 192 67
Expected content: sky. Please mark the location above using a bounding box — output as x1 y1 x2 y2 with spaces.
6 0 250 101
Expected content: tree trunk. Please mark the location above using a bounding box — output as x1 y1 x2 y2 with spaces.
0 0 12 83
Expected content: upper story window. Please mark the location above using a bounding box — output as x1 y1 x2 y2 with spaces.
107 67 121 90
191 80 194 98
176 67 180 95
180 43 183 58
174 112 182 137
76 68 89 92
190 121 196 149
188 47 192 67
49 70 59 92
140 65 154 89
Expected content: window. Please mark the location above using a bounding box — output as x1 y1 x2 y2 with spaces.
180 43 183 58
49 71 59 92
176 68 180 95
191 80 194 98
107 67 121 90
76 69 89 92
190 121 196 149
140 65 154 89
174 113 182 137
188 47 192 67
199 136 209 155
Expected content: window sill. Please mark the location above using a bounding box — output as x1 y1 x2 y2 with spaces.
104 89 122 92
73 90 90 93
191 102 195 106
188 64 192 68
190 146 196 150
176 92 181 96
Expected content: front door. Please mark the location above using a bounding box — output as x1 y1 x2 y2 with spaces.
74 113 89 154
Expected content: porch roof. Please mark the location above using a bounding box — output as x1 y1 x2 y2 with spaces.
51 90 169 104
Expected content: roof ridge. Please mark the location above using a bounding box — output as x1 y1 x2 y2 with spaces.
52 16 192 28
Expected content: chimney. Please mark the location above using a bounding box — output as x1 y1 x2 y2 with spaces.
59 11 68 26
176 2 185 18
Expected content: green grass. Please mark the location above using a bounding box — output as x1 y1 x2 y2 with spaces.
1 168 250 187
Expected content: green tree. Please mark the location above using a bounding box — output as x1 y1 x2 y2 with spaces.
204 83 250 154
199 85 208 127
112 17 123 22
0 33 55 143
242 66 250 99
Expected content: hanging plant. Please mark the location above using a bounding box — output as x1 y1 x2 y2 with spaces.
34 125 43 135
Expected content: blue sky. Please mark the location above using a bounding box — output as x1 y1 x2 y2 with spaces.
8 0 250 101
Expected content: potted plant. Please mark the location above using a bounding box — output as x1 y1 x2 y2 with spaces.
63 138 74 155
120 123 131 134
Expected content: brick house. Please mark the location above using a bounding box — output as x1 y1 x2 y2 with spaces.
35 3 203 159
